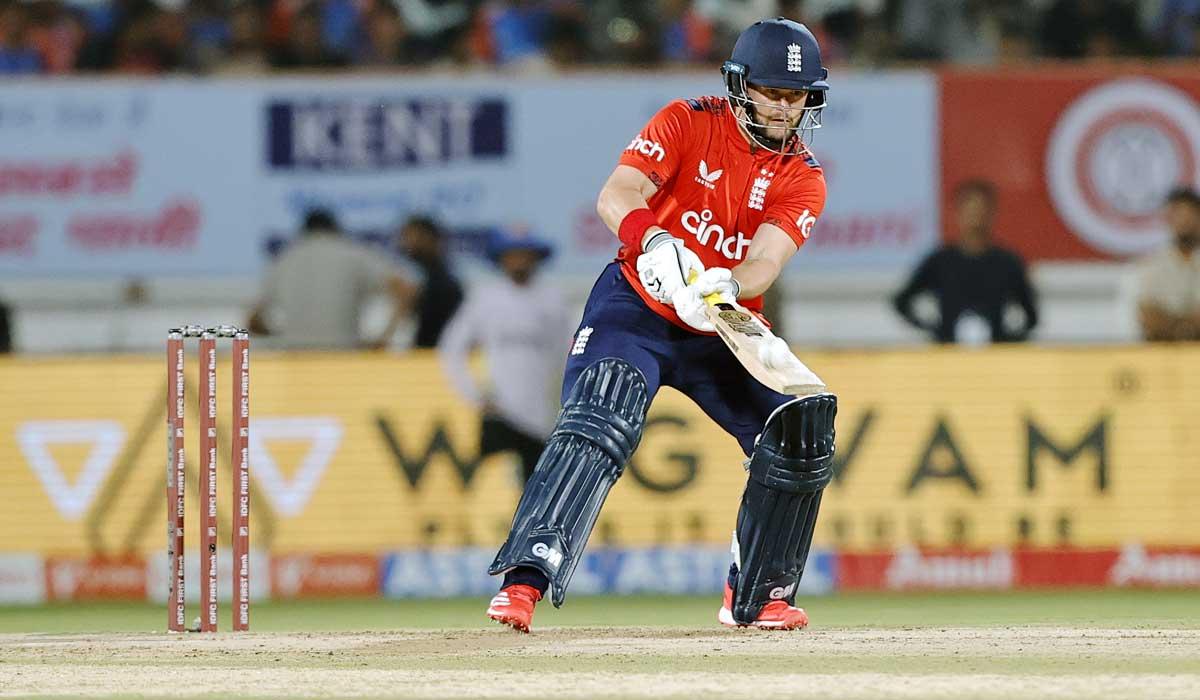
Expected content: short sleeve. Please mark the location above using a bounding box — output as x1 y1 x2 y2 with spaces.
762 170 827 249
616 100 696 188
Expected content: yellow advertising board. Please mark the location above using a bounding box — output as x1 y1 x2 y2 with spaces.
1 346 1198 557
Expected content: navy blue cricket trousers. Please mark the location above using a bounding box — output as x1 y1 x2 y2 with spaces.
563 263 792 456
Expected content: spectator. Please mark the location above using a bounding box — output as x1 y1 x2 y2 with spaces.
661 0 713 64
484 0 551 67
1040 0 1143 60
1136 187 1200 342
269 1 347 69
248 208 416 349
1155 0 1200 57
354 0 413 67
210 1 269 75
0 296 11 353
586 0 662 65
26 0 86 74
893 0 1032 64
0 0 45 74
390 215 464 349
893 180 1039 344
395 0 474 64
186 0 232 72
543 7 586 70
438 228 569 484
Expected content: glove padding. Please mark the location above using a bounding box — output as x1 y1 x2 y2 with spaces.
636 236 704 304
671 284 713 332
691 267 738 300
671 268 738 333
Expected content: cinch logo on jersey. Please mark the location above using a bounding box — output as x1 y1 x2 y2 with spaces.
748 169 774 211
531 542 564 568
626 134 665 162
681 209 751 260
694 160 723 190
796 209 816 239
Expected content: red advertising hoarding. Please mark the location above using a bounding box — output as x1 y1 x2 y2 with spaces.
941 67 1200 261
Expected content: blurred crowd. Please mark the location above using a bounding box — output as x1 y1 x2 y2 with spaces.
1 0 1199 76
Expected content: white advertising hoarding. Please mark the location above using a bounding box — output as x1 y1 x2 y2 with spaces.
0 72 937 277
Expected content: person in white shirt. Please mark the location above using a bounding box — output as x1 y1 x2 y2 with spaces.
1137 187 1200 341
438 229 570 483
248 209 416 350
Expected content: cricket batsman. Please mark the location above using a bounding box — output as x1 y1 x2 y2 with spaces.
487 17 836 632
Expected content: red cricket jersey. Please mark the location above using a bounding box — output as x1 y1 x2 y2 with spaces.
615 96 826 329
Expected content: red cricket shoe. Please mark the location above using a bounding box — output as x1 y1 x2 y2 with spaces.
718 582 809 630
486 584 542 633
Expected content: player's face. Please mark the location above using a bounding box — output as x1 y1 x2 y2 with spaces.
744 84 809 142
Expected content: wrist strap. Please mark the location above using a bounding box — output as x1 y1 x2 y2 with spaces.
618 208 661 250
642 231 673 252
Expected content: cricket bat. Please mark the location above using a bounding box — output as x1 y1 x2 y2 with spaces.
689 272 826 396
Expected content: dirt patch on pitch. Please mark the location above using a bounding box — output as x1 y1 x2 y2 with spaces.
2 628 1198 699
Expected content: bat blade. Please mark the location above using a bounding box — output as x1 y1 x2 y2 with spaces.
705 301 826 397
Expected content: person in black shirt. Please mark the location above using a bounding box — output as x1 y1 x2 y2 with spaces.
396 215 464 349
893 180 1038 344
0 297 11 353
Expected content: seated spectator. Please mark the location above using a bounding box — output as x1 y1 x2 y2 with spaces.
248 208 416 349
210 2 269 75
1136 187 1200 342
893 180 1038 344
354 0 412 67
26 0 86 74
1040 0 1143 59
269 1 347 69
0 0 45 74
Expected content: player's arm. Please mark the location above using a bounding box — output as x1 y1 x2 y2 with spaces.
437 293 487 406
731 224 799 299
596 165 667 249
729 172 826 299
598 100 704 303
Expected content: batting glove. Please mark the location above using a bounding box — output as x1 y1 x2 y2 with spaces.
671 284 715 333
636 234 704 305
691 267 740 302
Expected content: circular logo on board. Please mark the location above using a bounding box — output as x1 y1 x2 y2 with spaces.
1046 79 1200 256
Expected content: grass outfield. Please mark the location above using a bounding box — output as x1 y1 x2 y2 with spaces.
1 589 1198 632
1 591 1198 700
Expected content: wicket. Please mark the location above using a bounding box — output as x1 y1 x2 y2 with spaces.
166 325 250 633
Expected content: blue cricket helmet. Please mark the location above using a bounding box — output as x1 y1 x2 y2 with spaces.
721 18 829 152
